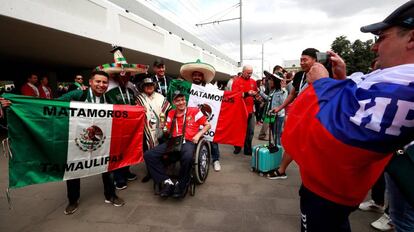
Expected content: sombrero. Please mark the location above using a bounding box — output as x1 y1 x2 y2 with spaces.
180 59 215 84
95 46 149 75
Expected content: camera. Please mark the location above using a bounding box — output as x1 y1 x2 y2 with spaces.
316 52 330 66
316 52 333 77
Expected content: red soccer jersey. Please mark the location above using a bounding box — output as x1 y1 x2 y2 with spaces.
166 107 207 141
231 77 257 113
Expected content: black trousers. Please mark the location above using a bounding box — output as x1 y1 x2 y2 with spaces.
113 166 131 185
66 172 115 204
144 141 195 189
299 185 357 232
234 113 255 155
371 172 386 206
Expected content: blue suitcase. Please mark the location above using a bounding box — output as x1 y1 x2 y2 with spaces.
251 115 283 176
251 144 283 176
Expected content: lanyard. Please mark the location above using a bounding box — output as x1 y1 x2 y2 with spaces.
175 109 186 135
299 72 307 93
118 86 131 104
156 76 167 95
87 88 106 103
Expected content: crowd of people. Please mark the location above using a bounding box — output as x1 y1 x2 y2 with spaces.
1 1 414 231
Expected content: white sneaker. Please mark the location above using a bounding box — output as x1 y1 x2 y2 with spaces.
213 161 221 172
371 213 393 231
359 200 384 213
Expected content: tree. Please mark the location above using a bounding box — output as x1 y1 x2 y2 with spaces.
331 36 351 62
331 36 375 74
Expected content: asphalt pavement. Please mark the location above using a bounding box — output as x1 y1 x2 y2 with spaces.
0 126 386 232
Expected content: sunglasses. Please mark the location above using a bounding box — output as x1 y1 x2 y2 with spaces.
374 29 408 43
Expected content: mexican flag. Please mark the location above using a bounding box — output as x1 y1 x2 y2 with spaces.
4 94 145 188
167 80 248 146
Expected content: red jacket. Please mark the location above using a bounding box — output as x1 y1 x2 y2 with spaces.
231 77 257 113
21 83 39 97
38 85 52 99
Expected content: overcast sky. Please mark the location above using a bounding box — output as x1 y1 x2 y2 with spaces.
141 0 408 74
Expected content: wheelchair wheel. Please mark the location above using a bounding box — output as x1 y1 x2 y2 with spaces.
193 138 211 184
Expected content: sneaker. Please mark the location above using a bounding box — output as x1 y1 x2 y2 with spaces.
105 196 125 207
371 213 393 231
213 160 221 172
267 169 287 180
172 184 186 199
115 182 127 190
233 147 241 154
64 201 79 215
159 179 175 198
359 200 384 213
127 172 137 181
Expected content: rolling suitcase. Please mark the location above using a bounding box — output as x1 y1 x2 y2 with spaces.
251 116 283 176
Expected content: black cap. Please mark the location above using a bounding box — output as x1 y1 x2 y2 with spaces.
361 1 414 34
153 58 165 67
301 48 319 60
173 90 185 100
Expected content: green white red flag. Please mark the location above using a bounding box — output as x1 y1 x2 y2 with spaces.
167 80 248 147
4 94 145 188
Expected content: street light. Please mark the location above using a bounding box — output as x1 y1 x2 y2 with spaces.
253 37 272 78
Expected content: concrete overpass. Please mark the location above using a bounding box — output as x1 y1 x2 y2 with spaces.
0 0 239 87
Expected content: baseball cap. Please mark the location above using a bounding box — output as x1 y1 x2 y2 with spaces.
173 90 185 100
141 77 156 86
361 1 414 34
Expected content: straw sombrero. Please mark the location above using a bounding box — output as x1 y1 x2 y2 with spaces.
180 59 215 84
95 46 149 75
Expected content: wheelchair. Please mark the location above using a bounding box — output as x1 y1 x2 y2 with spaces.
155 137 211 196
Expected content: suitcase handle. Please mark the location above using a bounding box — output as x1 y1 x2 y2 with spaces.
268 116 279 153
268 115 278 146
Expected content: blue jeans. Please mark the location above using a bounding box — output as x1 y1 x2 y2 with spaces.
271 116 284 146
385 173 414 232
211 142 220 162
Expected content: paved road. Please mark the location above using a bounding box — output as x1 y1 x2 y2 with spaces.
0 127 385 232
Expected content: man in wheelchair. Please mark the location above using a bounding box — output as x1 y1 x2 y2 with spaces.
144 91 211 198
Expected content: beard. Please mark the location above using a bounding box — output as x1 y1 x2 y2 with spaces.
193 79 202 85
